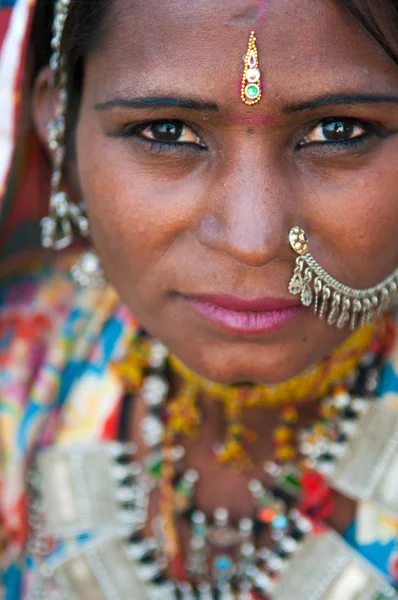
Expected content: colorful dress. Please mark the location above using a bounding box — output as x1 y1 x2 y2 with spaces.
0 256 397 598
0 1 397 598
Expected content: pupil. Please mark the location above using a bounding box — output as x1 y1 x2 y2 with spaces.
151 121 183 142
322 119 353 141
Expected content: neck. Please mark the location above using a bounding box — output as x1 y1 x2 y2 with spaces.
167 319 388 469
196 390 319 462
169 320 382 406
114 317 391 472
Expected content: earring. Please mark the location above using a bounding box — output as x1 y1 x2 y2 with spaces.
40 0 105 287
41 114 89 251
288 226 398 330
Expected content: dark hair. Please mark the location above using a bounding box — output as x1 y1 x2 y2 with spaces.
31 0 398 124
339 0 398 63
32 1 109 132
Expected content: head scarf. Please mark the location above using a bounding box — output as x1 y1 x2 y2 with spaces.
0 0 49 265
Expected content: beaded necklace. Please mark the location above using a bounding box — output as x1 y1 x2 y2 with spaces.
27 319 397 600
117 321 382 471
106 319 394 595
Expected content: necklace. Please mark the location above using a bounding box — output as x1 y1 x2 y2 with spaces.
118 321 386 470
169 319 378 407
26 324 397 599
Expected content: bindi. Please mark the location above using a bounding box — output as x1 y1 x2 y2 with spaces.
231 1 268 25
226 113 275 126
255 0 268 21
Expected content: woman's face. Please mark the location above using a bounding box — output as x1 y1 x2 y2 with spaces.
48 0 398 383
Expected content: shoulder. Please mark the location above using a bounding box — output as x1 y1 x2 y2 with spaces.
0 251 134 402
0 250 131 336
379 312 398 405
0 251 80 348
0 246 138 382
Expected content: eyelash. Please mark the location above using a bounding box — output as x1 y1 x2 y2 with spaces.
297 117 378 150
120 121 207 154
119 117 379 155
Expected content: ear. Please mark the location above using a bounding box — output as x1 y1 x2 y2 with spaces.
31 66 61 155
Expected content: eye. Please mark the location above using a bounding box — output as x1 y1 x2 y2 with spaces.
138 120 202 145
300 117 369 145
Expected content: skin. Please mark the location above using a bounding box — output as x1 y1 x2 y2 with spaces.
34 0 398 386
32 0 398 533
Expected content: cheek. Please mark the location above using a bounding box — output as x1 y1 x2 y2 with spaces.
305 144 398 286
75 118 204 312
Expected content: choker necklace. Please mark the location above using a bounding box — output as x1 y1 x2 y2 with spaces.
27 323 397 600
116 320 388 470
166 322 379 407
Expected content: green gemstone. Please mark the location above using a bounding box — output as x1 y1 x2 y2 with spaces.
245 83 260 100
283 473 301 491
176 481 192 496
372 594 392 600
148 459 163 477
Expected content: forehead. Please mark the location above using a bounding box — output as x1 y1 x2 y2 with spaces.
87 0 398 103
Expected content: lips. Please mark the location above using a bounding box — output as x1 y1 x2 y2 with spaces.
182 294 302 335
191 295 300 312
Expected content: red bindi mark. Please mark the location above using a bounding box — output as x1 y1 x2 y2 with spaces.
226 113 275 126
255 0 268 21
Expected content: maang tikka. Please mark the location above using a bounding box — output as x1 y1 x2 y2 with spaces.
288 226 398 330
241 31 262 106
40 0 105 287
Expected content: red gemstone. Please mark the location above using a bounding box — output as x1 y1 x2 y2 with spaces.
300 471 334 520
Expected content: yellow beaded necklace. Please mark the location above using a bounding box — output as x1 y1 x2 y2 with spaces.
115 321 383 470
169 322 377 407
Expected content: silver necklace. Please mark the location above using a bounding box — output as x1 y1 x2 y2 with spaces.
26 340 397 599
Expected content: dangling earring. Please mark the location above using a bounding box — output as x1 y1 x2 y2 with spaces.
288 226 398 330
40 0 105 287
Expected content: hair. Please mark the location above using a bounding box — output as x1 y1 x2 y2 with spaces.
32 1 109 134
31 0 398 127
339 0 398 61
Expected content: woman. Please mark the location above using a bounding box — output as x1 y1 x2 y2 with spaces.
0 0 398 597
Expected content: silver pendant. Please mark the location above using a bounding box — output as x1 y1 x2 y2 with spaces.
44 535 174 600
34 443 145 537
328 403 398 517
269 530 395 600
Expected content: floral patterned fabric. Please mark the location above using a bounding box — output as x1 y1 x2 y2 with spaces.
0 254 137 597
0 256 397 598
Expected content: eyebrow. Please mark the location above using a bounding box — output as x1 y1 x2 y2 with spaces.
94 96 219 112
284 93 398 113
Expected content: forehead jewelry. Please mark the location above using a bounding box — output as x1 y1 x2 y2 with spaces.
288 226 398 330
241 31 262 106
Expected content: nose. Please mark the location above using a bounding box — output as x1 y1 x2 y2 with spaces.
197 150 292 268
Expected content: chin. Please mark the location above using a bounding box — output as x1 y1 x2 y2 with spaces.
177 321 354 387
197 361 309 385
141 305 352 386
172 339 327 386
